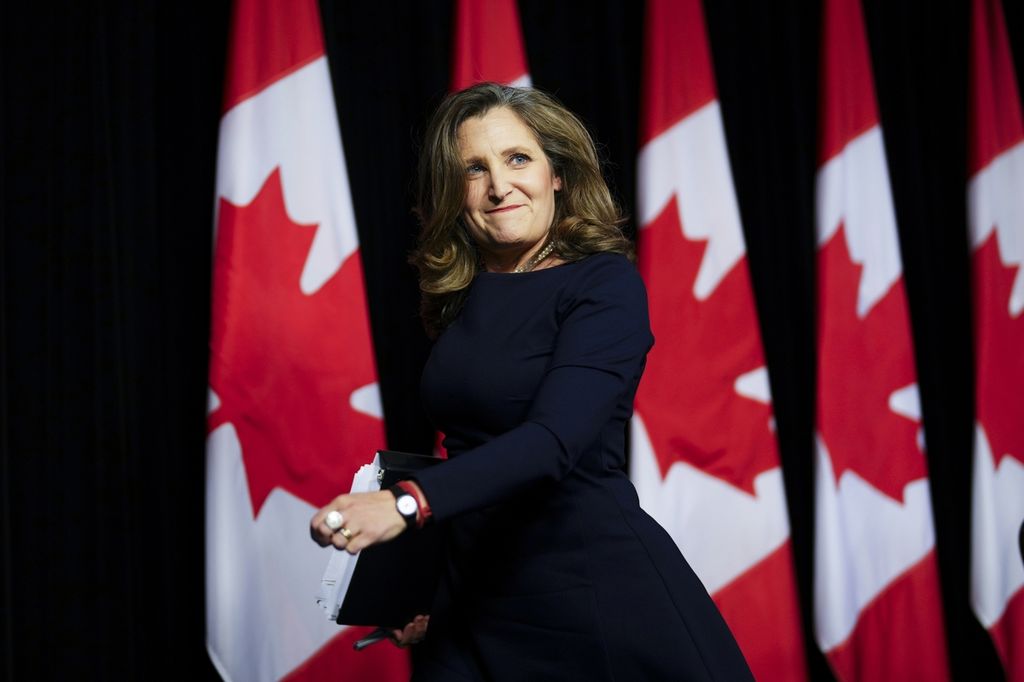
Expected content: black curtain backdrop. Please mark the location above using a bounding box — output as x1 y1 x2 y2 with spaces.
3 1 1023 679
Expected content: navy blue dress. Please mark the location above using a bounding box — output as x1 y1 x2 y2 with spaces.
412 253 753 681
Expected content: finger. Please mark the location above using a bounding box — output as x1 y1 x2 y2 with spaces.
345 537 372 555
342 527 367 555
390 616 428 647
311 507 331 527
317 512 342 538
331 532 349 550
406 621 426 643
310 521 332 546
310 509 335 538
318 525 337 546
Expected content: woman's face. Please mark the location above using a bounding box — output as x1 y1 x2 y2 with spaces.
457 107 562 268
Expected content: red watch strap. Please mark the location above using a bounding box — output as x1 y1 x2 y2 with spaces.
396 480 432 528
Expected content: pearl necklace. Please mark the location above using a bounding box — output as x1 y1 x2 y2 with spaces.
513 240 556 273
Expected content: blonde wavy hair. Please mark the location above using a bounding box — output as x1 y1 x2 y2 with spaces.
412 82 633 336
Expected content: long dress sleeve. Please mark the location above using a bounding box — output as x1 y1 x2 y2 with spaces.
413 254 653 522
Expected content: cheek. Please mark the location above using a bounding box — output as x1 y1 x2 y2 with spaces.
464 186 486 212
460 201 484 233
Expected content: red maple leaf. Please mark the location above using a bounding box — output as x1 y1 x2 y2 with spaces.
208 168 384 515
636 196 780 494
817 226 927 501
973 231 1024 467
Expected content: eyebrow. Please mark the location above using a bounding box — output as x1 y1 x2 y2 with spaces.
461 147 532 164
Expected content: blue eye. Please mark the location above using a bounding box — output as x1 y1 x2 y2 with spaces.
510 153 530 165
466 163 485 175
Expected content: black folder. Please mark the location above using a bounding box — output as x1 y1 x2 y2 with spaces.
335 450 445 628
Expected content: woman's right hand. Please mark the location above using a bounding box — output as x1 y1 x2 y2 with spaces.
390 614 429 647
309 490 407 555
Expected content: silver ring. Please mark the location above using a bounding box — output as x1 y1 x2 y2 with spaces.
325 510 343 531
339 527 354 541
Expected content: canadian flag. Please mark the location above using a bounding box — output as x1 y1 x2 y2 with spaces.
451 0 530 90
968 0 1024 679
813 0 949 679
629 1 807 680
204 1 408 679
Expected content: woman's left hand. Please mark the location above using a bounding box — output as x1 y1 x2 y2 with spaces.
310 490 406 554
390 614 430 648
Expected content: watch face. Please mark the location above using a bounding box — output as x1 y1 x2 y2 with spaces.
396 495 418 516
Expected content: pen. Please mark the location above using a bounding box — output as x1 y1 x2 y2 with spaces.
352 627 393 651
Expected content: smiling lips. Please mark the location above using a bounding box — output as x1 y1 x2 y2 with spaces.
485 204 524 214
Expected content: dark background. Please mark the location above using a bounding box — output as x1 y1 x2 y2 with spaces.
3 0 1022 679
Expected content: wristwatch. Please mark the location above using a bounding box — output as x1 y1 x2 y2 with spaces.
389 484 419 529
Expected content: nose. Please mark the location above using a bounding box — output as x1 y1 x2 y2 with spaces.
488 167 512 203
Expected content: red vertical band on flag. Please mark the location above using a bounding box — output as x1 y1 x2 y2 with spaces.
818 0 880 162
633 2 807 680
639 0 716 144
969 0 1024 174
221 0 325 112
451 0 529 90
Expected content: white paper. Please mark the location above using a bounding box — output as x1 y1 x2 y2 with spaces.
315 454 383 619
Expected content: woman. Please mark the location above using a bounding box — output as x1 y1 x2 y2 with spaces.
311 83 753 681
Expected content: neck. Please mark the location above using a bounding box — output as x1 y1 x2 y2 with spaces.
482 237 555 274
